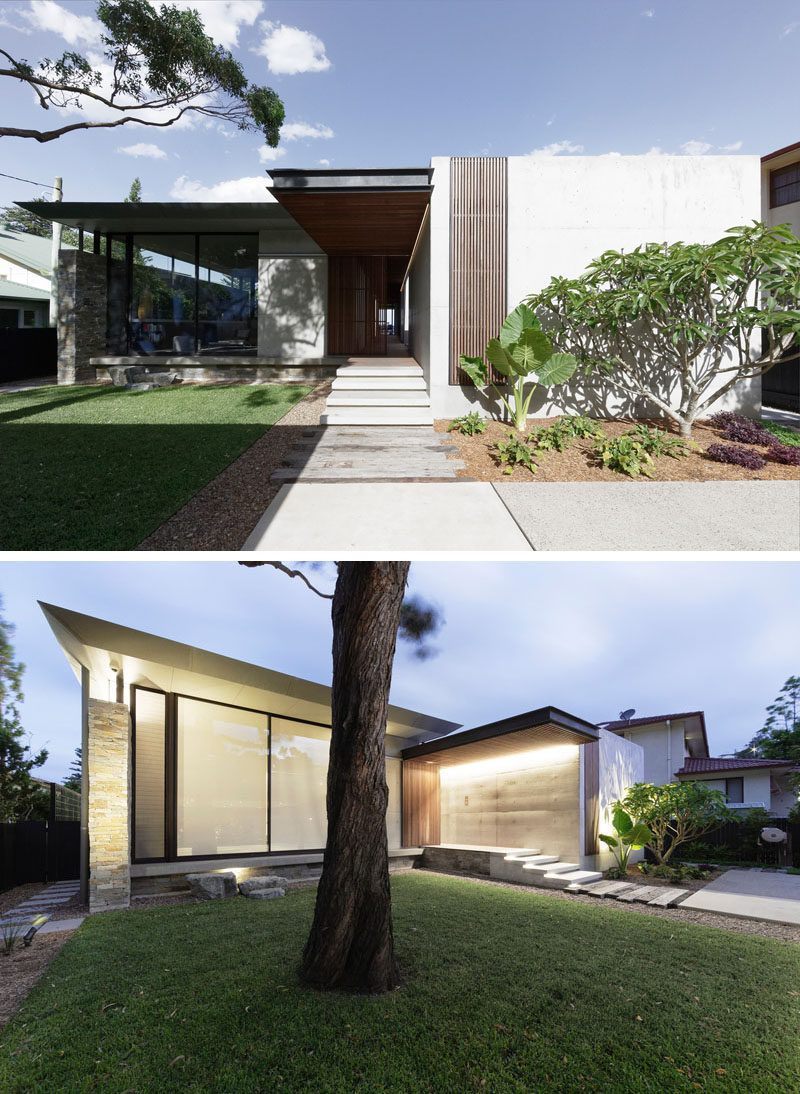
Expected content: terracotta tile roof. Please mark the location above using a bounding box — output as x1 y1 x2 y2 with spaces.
600 712 703 731
675 756 796 776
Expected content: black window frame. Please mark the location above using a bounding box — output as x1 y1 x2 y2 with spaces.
770 163 800 209
725 776 745 804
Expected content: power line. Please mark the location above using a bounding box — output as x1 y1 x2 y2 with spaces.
0 171 56 190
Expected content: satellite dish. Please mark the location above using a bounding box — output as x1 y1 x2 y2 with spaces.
761 827 787 843
619 708 636 722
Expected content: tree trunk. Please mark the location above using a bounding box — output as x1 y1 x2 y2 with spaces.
299 562 410 994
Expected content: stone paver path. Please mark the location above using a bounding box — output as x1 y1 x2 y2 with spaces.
0 880 84 935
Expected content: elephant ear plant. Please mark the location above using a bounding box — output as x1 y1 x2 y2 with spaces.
598 802 653 878
459 304 578 431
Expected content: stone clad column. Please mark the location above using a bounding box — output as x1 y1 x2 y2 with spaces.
57 250 108 384
87 698 131 912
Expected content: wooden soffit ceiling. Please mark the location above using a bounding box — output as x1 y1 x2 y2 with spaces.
269 189 430 256
407 723 592 767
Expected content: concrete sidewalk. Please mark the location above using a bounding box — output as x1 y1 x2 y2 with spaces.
495 481 800 551
242 479 800 552
681 868 800 926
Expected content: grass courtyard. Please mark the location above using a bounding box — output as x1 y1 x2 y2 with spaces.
1 872 798 1092
0 383 310 551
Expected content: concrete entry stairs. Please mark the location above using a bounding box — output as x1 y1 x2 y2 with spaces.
420 845 603 890
322 343 433 426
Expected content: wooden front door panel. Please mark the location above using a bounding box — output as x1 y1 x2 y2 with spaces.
328 255 387 355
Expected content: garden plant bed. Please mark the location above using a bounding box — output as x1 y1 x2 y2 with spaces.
617 866 723 893
0 931 72 1028
436 416 800 483
1 871 799 1092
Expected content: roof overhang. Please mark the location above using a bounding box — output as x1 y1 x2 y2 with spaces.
40 602 460 745
762 140 800 166
268 167 432 256
15 201 294 235
401 706 599 767
676 762 797 778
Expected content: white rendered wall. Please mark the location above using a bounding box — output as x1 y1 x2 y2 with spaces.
0 255 50 291
426 157 454 417
590 729 644 870
257 256 327 358
617 719 689 786
691 771 773 812
439 744 581 861
430 154 762 419
407 210 431 385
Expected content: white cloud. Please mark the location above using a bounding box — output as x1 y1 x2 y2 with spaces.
681 139 713 155
168 0 263 50
257 145 288 164
641 8 655 16
22 0 100 45
318 158 330 167
0 10 33 33
645 145 665 155
545 115 555 127
170 174 275 201
781 21 799 37
117 142 167 159
721 140 743 151
528 139 584 158
281 121 334 141
256 22 331 74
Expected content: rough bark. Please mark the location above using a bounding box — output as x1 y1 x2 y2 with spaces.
299 561 410 994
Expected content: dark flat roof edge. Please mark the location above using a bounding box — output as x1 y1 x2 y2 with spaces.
270 167 432 179
268 167 432 191
401 705 600 760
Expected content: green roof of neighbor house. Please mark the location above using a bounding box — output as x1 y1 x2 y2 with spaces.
0 224 71 277
0 278 49 302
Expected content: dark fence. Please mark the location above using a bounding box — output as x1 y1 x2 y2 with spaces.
762 339 799 413
670 817 800 869
0 327 57 382
0 781 81 892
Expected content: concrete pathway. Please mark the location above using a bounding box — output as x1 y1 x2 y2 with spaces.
0 880 84 935
681 868 800 926
244 482 533 551
495 481 800 551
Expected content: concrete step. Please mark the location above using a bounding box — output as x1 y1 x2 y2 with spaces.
326 391 431 407
524 860 580 876
332 376 427 391
336 364 423 378
321 409 435 427
547 870 604 888
503 850 542 861
521 856 560 870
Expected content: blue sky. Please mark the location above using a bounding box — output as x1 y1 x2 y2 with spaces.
0 0 798 208
2 559 798 783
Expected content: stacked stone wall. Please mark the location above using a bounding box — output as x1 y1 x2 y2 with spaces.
57 250 107 384
87 698 131 912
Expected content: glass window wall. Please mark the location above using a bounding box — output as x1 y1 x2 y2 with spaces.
133 689 166 860
176 697 269 856
198 235 258 353
270 717 330 851
130 235 197 355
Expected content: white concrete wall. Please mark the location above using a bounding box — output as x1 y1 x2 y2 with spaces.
0 255 50 291
591 729 644 870
257 256 327 358
439 744 581 861
427 157 454 417
407 209 431 385
431 154 762 420
691 770 777 812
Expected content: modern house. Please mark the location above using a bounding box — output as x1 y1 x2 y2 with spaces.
42 601 644 913
761 139 800 412
0 225 56 329
601 711 797 816
20 151 762 419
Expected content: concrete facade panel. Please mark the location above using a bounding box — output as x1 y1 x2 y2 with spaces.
257 256 327 358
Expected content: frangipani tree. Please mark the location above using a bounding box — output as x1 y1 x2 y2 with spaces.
623 782 733 865
459 304 578 431
526 223 800 438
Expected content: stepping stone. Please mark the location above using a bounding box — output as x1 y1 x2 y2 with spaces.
615 886 666 903
581 880 635 897
559 870 604 887
646 888 689 907
16 896 73 905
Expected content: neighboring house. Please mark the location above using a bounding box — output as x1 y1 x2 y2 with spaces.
600 711 798 816
761 140 800 412
42 602 644 912
0 224 56 329
19 151 762 417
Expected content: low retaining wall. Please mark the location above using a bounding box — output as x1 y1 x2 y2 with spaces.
419 846 493 877
90 357 342 387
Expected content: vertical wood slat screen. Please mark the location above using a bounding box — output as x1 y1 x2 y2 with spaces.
449 157 507 385
328 255 387 355
402 760 441 847
582 741 600 856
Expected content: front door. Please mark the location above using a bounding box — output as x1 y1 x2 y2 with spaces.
327 255 387 355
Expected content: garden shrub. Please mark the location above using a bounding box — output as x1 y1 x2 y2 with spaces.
593 434 656 478
447 412 486 436
494 433 537 474
766 441 800 466
708 412 773 446
706 443 767 470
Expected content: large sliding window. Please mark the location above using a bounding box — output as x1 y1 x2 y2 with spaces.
131 685 333 862
125 233 257 356
176 697 269 857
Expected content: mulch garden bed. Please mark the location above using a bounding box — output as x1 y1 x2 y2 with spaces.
0 931 72 1027
436 416 800 483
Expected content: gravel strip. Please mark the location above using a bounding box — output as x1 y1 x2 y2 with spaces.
418 868 800 944
0 884 45 917
137 381 330 551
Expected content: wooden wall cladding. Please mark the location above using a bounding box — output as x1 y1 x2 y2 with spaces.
583 741 600 855
449 157 507 385
328 255 387 355
402 760 441 846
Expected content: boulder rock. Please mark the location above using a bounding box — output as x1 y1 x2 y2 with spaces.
238 875 289 896
186 871 237 900
246 887 285 900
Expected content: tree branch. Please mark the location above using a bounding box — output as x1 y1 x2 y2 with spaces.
238 561 335 600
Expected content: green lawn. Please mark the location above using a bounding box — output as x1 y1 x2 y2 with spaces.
1 872 798 1093
0 384 310 550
